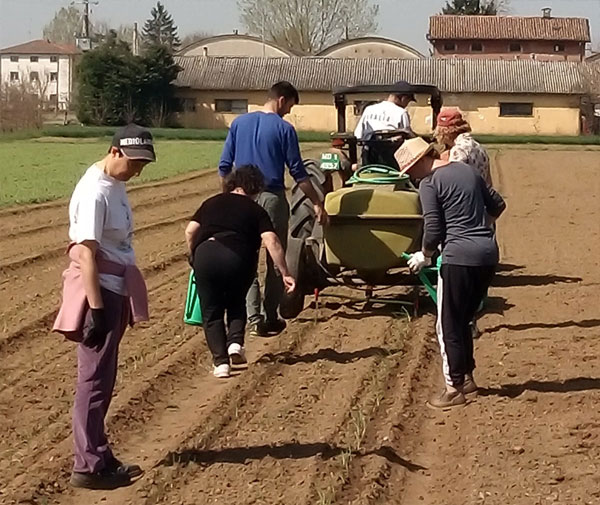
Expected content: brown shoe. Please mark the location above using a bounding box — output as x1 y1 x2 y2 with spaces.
462 375 478 397
426 389 466 410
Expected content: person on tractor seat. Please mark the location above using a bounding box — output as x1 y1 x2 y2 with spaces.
396 137 506 411
354 82 416 168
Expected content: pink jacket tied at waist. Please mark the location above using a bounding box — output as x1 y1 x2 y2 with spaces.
53 243 149 341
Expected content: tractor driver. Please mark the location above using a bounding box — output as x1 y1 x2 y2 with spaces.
354 82 416 142
354 81 416 168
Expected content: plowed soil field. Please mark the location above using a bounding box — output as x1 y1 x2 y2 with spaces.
1 148 599 505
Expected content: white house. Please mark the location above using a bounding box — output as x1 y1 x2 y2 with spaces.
0 40 80 110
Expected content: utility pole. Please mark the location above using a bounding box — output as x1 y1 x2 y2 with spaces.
71 0 99 39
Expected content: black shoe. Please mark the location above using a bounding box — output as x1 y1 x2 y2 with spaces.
262 318 286 336
70 467 132 490
107 456 143 479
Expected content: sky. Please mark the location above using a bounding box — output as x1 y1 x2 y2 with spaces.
0 0 598 54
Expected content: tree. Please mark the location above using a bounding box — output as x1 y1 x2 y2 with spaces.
180 31 212 49
142 2 181 51
238 0 379 54
76 32 181 126
93 22 136 46
42 6 82 44
139 45 182 126
77 33 145 125
441 0 507 15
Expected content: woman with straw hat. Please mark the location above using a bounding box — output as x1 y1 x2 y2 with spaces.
395 138 506 410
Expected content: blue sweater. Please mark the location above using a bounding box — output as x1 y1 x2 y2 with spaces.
218 111 308 191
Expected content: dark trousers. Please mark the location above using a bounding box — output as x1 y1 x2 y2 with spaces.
73 288 129 473
436 264 495 387
194 240 256 366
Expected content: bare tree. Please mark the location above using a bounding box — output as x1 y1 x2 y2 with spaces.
43 6 83 44
93 22 136 46
180 31 212 49
238 0 379 54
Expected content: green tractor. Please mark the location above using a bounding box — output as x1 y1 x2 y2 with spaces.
280 83 443 319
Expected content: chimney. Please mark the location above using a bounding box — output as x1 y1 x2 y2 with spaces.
132 23 139 56
542 7 551 18
202 46 208 57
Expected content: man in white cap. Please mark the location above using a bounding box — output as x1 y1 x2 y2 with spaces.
395 138 506 410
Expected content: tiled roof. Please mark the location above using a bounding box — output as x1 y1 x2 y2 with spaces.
0 39 81 55
174 56 594 95
429 15 591 42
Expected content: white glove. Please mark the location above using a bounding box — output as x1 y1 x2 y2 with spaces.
407 251 431 274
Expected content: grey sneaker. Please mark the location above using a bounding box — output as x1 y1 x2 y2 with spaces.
462 375 478 397
426 389 466 410
248 321 266 337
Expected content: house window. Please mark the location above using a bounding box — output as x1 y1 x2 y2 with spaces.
30 56 39 62
180 98 196 112
443 42 456 51
10 56 19 62
30 71 39 82
509 42 522 52
554 43 565 52
499 102 533 117
50 72 58 82
470 42 483 52
50 56 58 63
215 99 248 114
10 72 19 82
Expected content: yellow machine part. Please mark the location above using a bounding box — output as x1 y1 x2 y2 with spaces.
324 187 423 272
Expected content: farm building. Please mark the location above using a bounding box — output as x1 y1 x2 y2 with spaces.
178 34 298 58
177 33 425 60
0 39 80 110
174 57 597 135
428 11 591 62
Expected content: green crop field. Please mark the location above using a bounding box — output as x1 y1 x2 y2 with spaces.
0 138 329 207
0 139 224 206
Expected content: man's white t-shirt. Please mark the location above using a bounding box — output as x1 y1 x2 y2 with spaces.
69 164 135 295
354 101 411 140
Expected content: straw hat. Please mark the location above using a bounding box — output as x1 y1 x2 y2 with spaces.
394 137 435 176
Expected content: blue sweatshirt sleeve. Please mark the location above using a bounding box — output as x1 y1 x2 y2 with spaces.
419 178 444 252
284 125 309 182
218 122 236 177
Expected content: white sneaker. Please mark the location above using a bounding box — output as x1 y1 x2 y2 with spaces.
213 363 231 378
228 343 247 365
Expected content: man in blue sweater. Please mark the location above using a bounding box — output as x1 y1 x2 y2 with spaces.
218 81 327 336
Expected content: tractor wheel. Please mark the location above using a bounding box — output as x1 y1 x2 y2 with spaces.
289 160 327 240
280 237 306 320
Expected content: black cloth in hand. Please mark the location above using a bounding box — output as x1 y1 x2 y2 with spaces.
83 308 110 349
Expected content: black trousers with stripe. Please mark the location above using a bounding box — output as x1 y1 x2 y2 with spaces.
436 264 495 387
